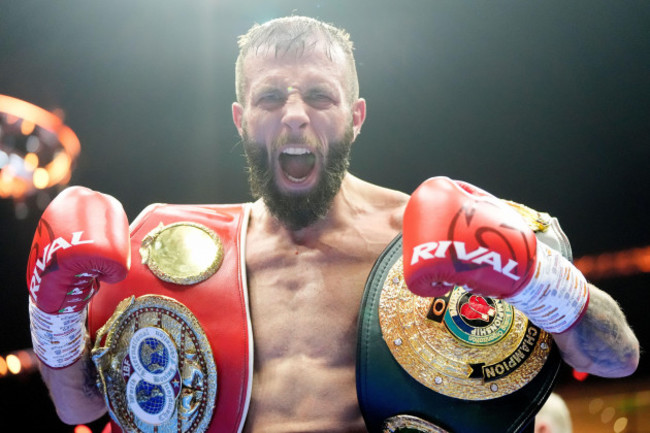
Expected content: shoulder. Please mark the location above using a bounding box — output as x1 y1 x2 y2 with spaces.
343 174 409 231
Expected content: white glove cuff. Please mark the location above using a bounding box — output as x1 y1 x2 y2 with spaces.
507 242 590 333
29 297 87 368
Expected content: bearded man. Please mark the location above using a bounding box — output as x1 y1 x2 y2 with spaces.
27 16 638 433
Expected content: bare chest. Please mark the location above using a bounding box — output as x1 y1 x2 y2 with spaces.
245 235 379 362
241 225 396 431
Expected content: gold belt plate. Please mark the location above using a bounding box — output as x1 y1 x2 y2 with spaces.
92 295 217 433
378 258 553 401
140 222 224 285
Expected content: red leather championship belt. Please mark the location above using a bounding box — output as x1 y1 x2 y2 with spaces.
88 203 252 433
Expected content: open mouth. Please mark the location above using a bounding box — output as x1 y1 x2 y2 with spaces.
279 147 316 182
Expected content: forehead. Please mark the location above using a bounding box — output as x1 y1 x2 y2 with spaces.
241 42 349 93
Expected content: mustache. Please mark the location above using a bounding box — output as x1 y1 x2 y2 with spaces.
240 125 322 153
272 132 323 153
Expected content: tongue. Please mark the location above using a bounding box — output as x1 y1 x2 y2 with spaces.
279 153 316 180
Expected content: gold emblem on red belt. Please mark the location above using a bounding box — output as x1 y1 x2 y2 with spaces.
378 258 553 400
92 295 217 433
140 222 224 285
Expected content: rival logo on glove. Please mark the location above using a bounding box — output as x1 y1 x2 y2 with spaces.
410 241 521 282
29 231 94 300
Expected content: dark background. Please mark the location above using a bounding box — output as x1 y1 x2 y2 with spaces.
1 1 648 430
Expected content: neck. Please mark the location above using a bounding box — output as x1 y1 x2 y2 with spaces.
252 173 364 243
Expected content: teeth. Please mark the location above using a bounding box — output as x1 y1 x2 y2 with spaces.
282 147 311 155
287 174 308 183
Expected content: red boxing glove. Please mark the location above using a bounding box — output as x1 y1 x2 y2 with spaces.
403 177 536 298
27 186 131 314
403 177 589 333
27 186 130 368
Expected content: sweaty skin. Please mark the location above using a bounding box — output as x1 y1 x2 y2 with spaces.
243 174 407 433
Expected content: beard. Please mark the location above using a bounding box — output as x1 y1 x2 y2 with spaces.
242 127 354 230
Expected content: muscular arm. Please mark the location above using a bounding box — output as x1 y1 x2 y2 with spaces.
552 284 640 378
38 341 107 425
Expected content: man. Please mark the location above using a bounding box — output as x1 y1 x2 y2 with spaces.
534 393 572 433
28 16 638 433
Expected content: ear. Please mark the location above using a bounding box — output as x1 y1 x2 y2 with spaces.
232 102 244 137
351 98 366 140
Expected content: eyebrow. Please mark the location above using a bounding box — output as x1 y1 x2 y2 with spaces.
249 79 342 106
254 85 283 94
305 84 335 93
252 83 336 95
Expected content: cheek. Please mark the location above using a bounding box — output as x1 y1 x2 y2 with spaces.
313 111 350 141
243 112 277 143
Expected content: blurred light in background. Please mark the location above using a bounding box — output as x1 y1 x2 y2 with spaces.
0 95 80 217
573 369 589 382
0 355 7 376
564 389 650 432
6 354 21 374
0 349 38 377
575 246 650 280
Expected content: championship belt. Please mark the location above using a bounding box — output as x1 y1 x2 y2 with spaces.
88 203 252 433
357 203 567 433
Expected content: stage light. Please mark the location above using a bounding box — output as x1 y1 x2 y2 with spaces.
601 406 616 423
575 246 650 280
16 350 34 371
572 369 589 381
614 417 628 432
6 354 21 374
0 95 80 204
0 350 39 378
33 168 50 189
21 119 35 135
589 397 605 414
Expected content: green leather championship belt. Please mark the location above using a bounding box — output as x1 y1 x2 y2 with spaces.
357 203 567 433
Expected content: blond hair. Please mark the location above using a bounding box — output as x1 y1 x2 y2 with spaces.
235 16 359 105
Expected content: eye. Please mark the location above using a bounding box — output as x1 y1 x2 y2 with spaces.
305 92 335 109
255 91 286 109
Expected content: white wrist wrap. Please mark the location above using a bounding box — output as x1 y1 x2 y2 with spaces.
29 297 87 368
506 242 590 333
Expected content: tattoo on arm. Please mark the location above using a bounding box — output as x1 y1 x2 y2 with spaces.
570 286 638 374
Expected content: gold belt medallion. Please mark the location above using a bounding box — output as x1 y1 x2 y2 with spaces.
378 258 553 401
140 222 224 285
92 295 217 433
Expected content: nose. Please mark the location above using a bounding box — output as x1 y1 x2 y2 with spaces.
281 94 309 132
